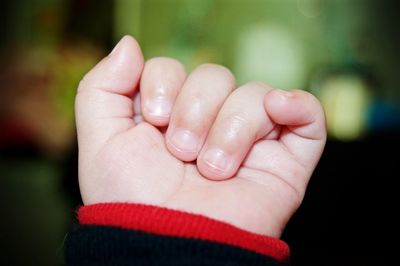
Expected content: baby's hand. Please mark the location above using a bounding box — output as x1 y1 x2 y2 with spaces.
75 36 326 237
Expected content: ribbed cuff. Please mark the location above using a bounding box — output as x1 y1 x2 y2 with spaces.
78 203 290 263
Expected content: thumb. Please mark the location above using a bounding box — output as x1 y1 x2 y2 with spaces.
75 35 144 154
264 89 327 174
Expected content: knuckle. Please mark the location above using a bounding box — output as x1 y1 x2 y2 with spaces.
230 113 248 125
196 64 236 85
239 81 273 92
146 57 186 72
218 113 253 143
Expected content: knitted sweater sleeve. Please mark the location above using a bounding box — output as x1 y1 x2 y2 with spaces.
65 203 290 265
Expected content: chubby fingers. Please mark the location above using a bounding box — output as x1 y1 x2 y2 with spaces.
139 56 325 183
165 64 236 161
197 82 275 180
140 57 187 126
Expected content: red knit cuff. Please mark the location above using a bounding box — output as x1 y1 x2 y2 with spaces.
78 203 290 263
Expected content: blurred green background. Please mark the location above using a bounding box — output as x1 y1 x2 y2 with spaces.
0 0 399 265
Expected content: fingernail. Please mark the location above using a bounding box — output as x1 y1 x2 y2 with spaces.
169 129 199 152
146 97 172 118
203 148 231 172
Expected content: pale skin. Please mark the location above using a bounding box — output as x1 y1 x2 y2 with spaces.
76 36 326 238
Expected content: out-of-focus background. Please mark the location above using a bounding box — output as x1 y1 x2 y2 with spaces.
0 0 399 265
